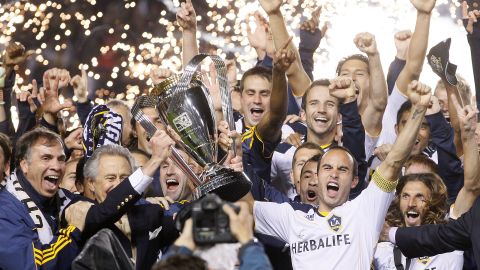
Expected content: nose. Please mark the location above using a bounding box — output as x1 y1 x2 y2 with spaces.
166 164 176 176
316 103 326 114
351 73 357 82
407 197 417 208
308 174 319 186
49 159 63 172
113 177 121 187
329 169 339 180
253 93 262 104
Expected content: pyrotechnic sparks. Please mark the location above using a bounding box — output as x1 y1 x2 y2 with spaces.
0 0 472 130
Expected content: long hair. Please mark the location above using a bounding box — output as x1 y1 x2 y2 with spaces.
385 173 448 227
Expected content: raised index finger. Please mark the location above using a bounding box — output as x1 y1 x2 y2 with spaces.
280 36 293 51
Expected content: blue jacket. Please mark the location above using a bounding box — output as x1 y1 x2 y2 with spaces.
0 190 81 270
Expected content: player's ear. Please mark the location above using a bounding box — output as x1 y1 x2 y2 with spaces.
351 176 359 189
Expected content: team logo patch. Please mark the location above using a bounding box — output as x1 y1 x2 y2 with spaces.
304 209 315 221
417 256 430 265
327 214 342 232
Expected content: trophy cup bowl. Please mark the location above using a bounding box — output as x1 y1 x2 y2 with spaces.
152 55 251 202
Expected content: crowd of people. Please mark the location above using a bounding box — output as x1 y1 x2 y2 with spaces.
0 0 480 269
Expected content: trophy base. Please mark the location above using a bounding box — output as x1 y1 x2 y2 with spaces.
193 166 252 202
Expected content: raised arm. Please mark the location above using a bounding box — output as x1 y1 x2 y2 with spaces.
353 32 388 136
256 37 295 142
451 95 480 218
259 0 311 97
177 0 198 67
462 2 480 110
377 81 432 180
41 68 73 128
71 69 93 126
396 0 436 94
299 6 325 80
387 31 411 94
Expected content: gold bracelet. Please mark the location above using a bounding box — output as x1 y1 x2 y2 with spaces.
371 169 398 193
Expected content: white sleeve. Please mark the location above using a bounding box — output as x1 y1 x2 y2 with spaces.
254 201 292 242
280 124 295 142
364 132 379 161
350 181 395 237
128 168 153 194
270 146 295 183
376 85 408 146
373 242 395 270
447 251 465 270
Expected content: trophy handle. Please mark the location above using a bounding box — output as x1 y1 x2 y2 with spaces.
172 54 237 156
131 97 203 187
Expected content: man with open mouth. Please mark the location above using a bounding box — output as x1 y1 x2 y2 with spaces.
248 79 433 269
297 154 322 206
374 173 464 270
159 148 193 202
381 93 480 270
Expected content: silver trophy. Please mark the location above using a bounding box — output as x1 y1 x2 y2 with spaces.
136 54 251 202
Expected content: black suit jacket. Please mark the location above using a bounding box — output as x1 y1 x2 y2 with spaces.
113 203 178 270
60 178 142 241
65 177 178 270
395 197 480 267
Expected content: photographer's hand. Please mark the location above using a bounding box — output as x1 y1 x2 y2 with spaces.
223 202 254 244
174 218 196 251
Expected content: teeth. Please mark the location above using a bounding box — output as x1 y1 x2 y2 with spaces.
407 211 418 215
166 179 178 185
327 183 339 188
315 117 327 121
45 175 59 180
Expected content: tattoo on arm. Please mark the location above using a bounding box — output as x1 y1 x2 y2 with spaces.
411 108 424 120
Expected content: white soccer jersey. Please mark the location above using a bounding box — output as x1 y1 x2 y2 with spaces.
254 178 395 269
374 242 463 270
365 132 379 161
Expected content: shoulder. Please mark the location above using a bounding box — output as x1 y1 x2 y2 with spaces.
287 201 317 214
0 190 27 218
0 190 34 238
285 121 307 135
275 142 296 155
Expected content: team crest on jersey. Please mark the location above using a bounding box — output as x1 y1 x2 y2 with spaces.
327 214 342 232
417 256 430 265
304 209 315 221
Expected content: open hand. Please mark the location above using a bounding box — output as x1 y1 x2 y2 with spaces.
42 69 73 114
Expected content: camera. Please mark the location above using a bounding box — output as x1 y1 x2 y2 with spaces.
191 193 239 245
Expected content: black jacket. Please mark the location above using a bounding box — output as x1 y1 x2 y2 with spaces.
395 197 480 267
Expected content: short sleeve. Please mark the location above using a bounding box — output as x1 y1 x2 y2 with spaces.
253 201 292 242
